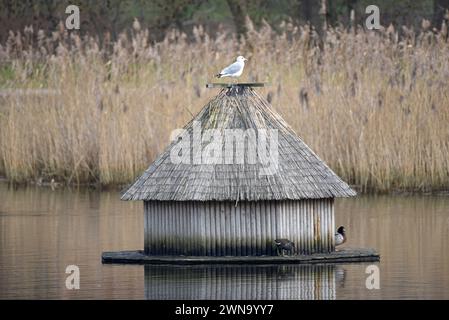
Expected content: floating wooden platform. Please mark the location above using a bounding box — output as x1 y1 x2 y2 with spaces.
102 248 379 265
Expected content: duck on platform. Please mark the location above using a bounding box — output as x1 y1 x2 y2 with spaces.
274 239 295 256
335 226 347 248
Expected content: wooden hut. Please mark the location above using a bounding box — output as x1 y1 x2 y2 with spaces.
121 85 356 256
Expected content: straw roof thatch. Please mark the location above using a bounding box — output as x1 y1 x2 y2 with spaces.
122 86 356 201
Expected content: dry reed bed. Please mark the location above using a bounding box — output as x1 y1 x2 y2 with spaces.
0 21 448 192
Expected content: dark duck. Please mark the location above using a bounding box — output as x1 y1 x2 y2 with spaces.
335 226 347 247
274 239 295 256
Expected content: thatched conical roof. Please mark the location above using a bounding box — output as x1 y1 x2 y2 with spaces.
122 86 356 201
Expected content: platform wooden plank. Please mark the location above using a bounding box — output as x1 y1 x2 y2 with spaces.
102 248 379 265
206 83 265 88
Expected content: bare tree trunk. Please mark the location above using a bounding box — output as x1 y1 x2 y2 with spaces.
433 0 449 28
319 0 328 31
226 0 247 39
302 0 313 24
346 0 357 28
43 0 60 32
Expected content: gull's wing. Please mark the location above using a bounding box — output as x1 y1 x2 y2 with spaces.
220 61 242 75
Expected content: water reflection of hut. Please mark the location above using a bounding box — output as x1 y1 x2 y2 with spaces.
121 85 356 256
144 264 337 300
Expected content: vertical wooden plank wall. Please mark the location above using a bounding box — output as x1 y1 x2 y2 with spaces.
144 199 335 256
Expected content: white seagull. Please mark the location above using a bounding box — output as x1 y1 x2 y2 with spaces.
216 56 247 78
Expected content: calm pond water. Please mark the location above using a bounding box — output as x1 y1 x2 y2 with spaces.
1 183 449 299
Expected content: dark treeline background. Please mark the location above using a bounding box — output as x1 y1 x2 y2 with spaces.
0 0 449 41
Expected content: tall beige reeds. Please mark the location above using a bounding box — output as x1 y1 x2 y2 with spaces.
0 22 448 192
